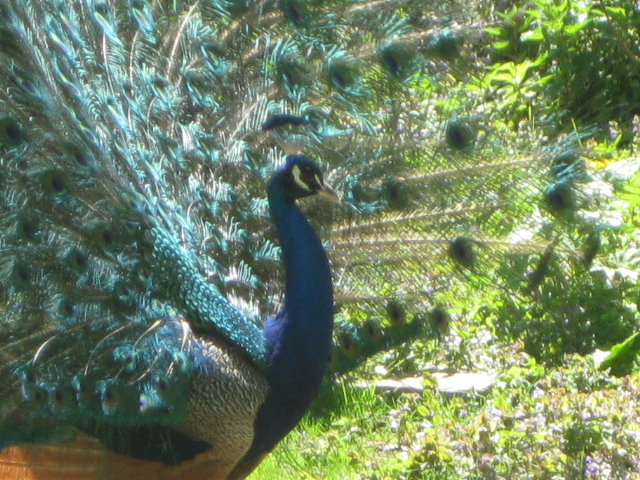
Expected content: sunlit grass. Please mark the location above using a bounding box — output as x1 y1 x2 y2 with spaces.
252 350 640 479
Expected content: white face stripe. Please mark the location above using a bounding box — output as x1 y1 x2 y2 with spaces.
292 164 312 191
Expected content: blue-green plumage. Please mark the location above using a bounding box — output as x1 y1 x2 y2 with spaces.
148 227 268 368
0 1 610 479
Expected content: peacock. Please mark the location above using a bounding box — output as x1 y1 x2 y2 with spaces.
0 0 619 479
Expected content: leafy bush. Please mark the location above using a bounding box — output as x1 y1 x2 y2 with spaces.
484 0 640 139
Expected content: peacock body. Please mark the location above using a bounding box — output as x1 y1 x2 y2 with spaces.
0 0 615 479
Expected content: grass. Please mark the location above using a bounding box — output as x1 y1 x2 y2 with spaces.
253 353 640 479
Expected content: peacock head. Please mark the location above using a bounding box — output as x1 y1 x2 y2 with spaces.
278 154 339 203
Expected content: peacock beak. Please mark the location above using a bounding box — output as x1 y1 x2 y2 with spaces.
318 183 341 204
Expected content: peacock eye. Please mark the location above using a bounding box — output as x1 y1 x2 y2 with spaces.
302 171 319 187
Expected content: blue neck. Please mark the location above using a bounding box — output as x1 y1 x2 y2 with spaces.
239 170 334 464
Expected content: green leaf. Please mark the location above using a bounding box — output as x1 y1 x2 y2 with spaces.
604 6 627 19
537 74 555 85
484 26 505 36
494 40 512 51
521 27 544 42
599 332 640 376
564 20 591 35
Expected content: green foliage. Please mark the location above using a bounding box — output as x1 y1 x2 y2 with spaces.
494 267 638 365
484 0 640 137
482 56 553 124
